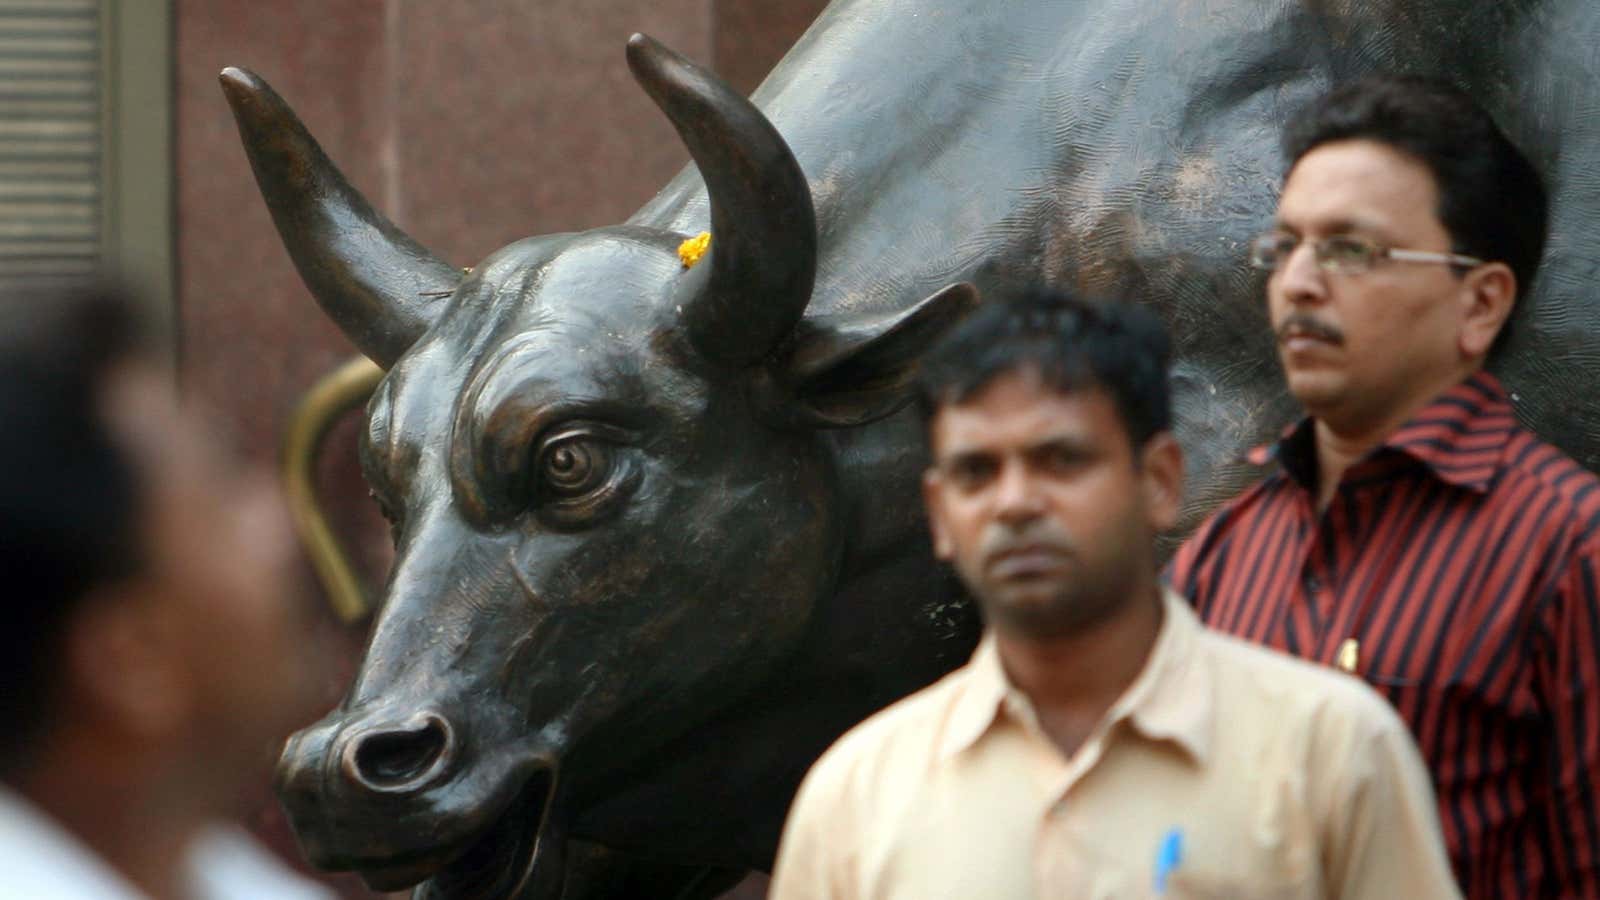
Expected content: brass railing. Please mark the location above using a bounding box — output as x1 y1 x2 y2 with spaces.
281 354 384 623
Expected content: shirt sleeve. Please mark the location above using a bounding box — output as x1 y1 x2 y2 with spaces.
1532 539 1600 897
768 753 857 900
1323 699 1463 900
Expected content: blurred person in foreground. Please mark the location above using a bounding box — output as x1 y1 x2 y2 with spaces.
1166 76 1597 897
768 290 1459 899
0 280 331 899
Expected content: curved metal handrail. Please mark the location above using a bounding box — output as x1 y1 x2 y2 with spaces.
281 354 384 623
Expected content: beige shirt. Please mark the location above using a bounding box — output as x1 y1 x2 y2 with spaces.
769 592 1459 900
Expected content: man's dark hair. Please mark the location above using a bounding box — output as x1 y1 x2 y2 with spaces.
1282 75 1549 309
915 288 1172 448
0 281 149 767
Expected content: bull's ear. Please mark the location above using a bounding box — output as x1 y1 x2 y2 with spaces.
758 282 980 429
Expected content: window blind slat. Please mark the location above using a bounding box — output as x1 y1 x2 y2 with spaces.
0 1 98 275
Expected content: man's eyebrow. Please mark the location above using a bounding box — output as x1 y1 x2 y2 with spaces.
1022 429 1091 447
935 433 1093 462
1026 434 1096 454
936 446 993 464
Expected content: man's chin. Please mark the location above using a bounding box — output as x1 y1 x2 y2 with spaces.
982 587 1078 634
982 578 1148 640
1283 369 1346 411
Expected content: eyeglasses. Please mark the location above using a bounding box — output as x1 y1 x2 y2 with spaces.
1248 231 1484 275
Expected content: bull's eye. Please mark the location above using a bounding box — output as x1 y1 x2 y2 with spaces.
538 437 610 497
512 421 640 529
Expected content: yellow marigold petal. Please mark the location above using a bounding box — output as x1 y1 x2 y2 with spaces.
678 231 711 269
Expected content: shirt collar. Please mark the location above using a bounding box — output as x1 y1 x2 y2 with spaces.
940 590 1212 765
1249 371 1517 494
938 633 1010 760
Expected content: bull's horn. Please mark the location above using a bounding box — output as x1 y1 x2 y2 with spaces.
219 67 459 368
626 34 817 369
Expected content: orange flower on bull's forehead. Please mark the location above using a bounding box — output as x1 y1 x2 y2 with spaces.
678 231 711 269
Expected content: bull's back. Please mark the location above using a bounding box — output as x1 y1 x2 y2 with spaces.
640 0 1600 509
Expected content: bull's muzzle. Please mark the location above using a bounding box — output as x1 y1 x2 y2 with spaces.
280 709 458 801
277 708 565 897
276 708 468 879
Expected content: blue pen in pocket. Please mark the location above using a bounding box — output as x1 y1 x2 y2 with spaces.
1153 827 1184 894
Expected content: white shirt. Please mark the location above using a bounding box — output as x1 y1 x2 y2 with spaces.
0 787 333 900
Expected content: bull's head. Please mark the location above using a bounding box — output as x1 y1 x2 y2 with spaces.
224 35 974 898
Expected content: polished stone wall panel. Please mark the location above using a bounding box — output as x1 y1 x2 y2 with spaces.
714 0 831 96
391 0 713 263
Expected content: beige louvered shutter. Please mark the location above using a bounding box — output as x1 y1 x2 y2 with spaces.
0 0 171 337
0 0 100 288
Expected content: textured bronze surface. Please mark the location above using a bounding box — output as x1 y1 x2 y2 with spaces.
225 1 1600 896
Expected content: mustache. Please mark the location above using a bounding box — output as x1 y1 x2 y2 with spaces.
980 522 1074 566
1276 312 1345 346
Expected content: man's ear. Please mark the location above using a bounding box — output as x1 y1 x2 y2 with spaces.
1139 431 1184 533
1458 262 1516 359
922 466 955 561
755 282 979 429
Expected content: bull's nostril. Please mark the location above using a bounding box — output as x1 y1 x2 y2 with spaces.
345 715 453 793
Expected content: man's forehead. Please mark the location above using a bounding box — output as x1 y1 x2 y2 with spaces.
1279 139 1441 229
938 367 1107 411
929 374 1112 452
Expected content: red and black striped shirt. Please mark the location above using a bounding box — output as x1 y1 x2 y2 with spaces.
1168 372 1600 899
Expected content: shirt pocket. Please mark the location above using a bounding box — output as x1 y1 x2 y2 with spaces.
1043 828 1315 900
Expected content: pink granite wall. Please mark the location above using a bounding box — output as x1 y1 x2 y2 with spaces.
175 2 829 897
389 1 708 261
715 0 831 95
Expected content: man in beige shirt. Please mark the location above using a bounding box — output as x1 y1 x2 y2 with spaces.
768 289 1459 899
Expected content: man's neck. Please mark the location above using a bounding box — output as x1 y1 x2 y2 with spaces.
992 581 1165 759
1310 366 1480 511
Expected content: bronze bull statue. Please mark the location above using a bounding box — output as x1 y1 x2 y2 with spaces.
222 0 1600 896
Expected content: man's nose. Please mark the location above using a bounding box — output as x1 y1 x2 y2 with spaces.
993 461 1045 525
1274 240 1327 306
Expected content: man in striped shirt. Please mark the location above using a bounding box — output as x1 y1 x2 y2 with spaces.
1168 75 1599 897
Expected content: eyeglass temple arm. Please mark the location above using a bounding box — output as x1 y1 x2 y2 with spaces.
1385 248 1484 267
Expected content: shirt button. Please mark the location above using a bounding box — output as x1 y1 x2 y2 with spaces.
1304 575 1322 593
